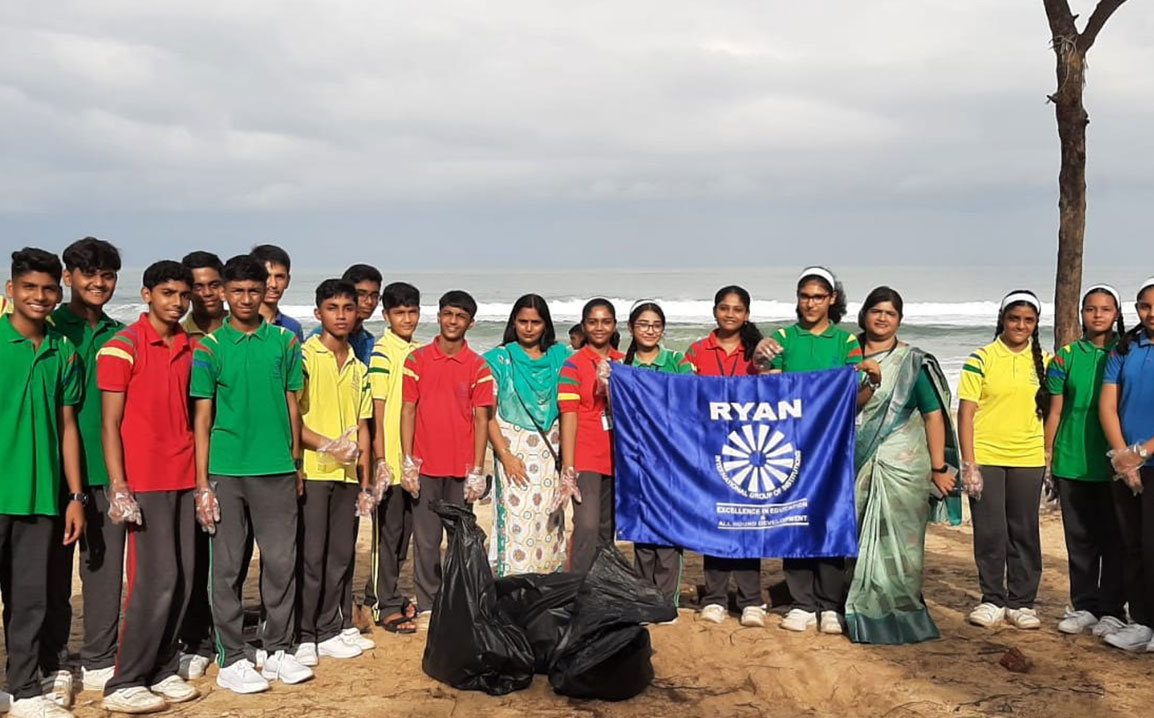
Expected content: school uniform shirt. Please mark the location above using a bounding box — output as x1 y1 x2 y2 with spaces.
632 348 693 375
0 295 11 314
769 323 863 373
958 338 1051 467
558 345 626 476
189 319 304 477
96 315 196 492
308 324 375 365
0 315 83 515
368 330 420 485
1103 332 1154 467
680 331 760 376
299 336 373 482
51 305 124 488
181 312 227 342
1046 338 1117 481
273 310 305 342
402 337 495 478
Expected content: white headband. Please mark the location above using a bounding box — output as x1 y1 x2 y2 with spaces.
630 299 661 314
1140 277 1154 294
798 266 836 288
1000 291 1041 313
1082 284 1121 307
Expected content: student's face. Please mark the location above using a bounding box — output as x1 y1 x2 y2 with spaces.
713 293 749 334
314 295 357 339
190 267 225 318
1000 305 1038 347
514 307 546 347
582 306 616 348
142 281 192 325
630 309 664 351
1137 289 1154 334
225 280 266 321
1081 292 1118 336
796 280 833 325
862 301 901 343
438 305 474 341
64 267 118 309
262 262 290 306
569 331 585 350
6 272 61 322
354 281 381 322
385 305 420 339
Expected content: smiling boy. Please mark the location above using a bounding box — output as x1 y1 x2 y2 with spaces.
181 251 227 339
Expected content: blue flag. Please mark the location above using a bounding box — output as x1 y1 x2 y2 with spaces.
609 364 859 559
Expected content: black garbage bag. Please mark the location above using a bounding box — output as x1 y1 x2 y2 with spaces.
547 546 677 701
494 572 583 673
421 502 535 695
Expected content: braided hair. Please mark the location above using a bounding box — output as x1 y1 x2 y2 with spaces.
714 285 763 362
624 302 665 366
994 296 1049 420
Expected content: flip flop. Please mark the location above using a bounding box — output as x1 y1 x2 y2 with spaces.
382 598 418 634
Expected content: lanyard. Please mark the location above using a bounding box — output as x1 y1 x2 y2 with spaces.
714 349 739 377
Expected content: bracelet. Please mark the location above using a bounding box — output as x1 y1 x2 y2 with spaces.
932 465 949 474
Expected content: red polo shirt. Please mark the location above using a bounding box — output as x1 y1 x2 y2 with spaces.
96 315 196 492
681 331 759 376
402 337 494 478
558 345 625 476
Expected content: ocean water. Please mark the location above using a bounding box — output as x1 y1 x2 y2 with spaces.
35 263 1148 396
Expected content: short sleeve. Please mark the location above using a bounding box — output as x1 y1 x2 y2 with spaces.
844 333 863 366
367 346 392 401
558 359 581 413
680 344 699 373
402 353 420 403
190 338 219 399
60 342 83 407
284 336 304 392
297 348 313 415
358 366 374 420
958 349 986 403
96 333 137 392
471 361 495 408
914 368 942 414
770 328 788 370
1046 346 1071 395
1103 350 1123 385
671 351 694 374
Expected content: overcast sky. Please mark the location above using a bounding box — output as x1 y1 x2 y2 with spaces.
1 1 1151 269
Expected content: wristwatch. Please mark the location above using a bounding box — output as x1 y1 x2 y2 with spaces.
68 492 89 506
294 458 303 471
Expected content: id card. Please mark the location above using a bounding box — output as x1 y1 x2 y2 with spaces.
601 411 613 431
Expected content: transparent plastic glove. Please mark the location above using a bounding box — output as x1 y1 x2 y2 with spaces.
372 459 393 503
1117 468 1144 495
319 427 360 466
401 456 423 498
551 467 582 513
595 358 612 394
356 488 377 518
754 337 784 368
1109 444 1149 475
464 466 486 503
195 486 220 534
107 486 142 525
961 461 984 500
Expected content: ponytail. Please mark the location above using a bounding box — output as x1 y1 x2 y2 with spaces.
739 320 763 362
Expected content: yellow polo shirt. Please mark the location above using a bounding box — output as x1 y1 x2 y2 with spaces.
299 335 373 482
367 330 418 485
958 338 1052 467
1 296 11 314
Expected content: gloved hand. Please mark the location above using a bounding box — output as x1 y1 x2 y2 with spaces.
961 461 983 500
195 486 221 534
595 359 612 394
1042 465 1058 504
551 467 582 513
464 466 486 503
107 486 143 525
1109 444 1149 474
372 459 393 503
356 488 377 518
319 427 360 466
401 456 423 499
754 337 784 368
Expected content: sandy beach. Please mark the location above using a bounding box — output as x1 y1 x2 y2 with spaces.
3 503 1153 718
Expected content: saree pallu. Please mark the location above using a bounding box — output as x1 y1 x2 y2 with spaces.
846 345 956 644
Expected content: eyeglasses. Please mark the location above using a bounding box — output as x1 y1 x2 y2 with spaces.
798 293 830 305
633 322 664 333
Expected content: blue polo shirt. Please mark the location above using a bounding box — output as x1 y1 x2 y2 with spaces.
274 311 304 342
1103 331 1154 467
307 324 374 365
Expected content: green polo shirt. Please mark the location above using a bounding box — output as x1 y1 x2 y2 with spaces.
770 323 864 373
1046 337 1116 481
631 348 693 374
51 305 124 487
0 316 83 515
190 319 304 477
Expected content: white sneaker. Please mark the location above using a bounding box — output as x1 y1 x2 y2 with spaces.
80 666 114 692
699 604 727 624
1006 607 1042 630
740 606 766 627
317 635 362 659
9 695 74 718
215 659 270 695
341 627 376 651
780 609 818 632
1104 623 1154 652
819 611 844 635
1093 615 1127 638
967 602 1005 628
261 650 314 685
102 687 167 714
1057 608 1099 635
178 654 211 680
294 642 319 667
148 676 199 704
41 671 72 709
254 649 267 669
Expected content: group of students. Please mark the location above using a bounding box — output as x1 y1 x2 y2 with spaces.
2 241 1153 718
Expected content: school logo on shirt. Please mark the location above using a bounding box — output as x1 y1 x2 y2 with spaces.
711 400 803 499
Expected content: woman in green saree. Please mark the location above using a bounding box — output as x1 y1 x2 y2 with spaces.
846 287 959 644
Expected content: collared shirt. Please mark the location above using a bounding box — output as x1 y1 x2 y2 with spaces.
299 336 373 482
273 310 304 342
368 330 419 485
681 331 760 376
631 347 692 374
1104 332 1154 467
97 315 196 492
1047 337 1117 481
959 338 1051 467
190 319 304 476
558 344 626 475
402 337 494 478
308 324 375 365
769 323 863 373
181 312 227 342
51 304 124 487
0 315 82 515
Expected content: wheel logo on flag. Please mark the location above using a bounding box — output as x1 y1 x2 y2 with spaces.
714 424 802 500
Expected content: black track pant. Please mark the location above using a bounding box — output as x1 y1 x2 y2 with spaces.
0 515 54 699
784 558 847 613
363 484 413 621
702 556 762 610
571 472 614 574
1113 468 1154 626
179 527 214 658
298 481 358 643
969 466 1044 609
1057 477 1124 619
635 544 684 608
410 476 467 612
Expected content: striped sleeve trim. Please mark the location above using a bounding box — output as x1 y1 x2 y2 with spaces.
96 346 134 365
558 392 580 401
366 366 390 375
